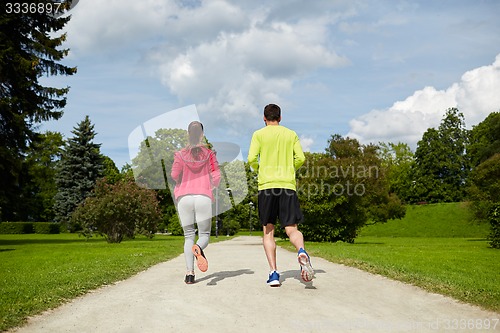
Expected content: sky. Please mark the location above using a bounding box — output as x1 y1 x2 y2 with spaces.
40 0 500 169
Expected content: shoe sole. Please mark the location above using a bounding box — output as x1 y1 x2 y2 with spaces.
192 245 208 272
298 253 315 282
267 280 281 287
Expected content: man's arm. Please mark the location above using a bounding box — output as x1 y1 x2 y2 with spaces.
293 134 305 171
247 132 260 171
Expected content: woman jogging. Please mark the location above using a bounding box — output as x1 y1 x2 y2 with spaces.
171 121 221 284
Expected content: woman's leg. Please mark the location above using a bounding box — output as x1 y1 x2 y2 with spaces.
194 195 213 250
177 196 196 273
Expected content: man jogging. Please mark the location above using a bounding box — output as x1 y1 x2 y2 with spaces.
247 103 315 286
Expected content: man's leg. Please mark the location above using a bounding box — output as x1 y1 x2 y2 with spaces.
262 223 277 272
284 224 305 251
285 224 314 282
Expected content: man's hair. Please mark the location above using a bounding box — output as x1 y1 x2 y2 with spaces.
264 104 281 121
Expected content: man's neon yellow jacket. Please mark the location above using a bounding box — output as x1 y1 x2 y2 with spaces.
247 125 305 191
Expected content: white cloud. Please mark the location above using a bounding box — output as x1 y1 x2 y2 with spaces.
65 0 351 136
347 54 500 149
299 135 314 152
145 3 350 132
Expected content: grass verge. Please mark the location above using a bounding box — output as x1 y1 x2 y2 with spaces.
278 236 500 313
0 233 225 331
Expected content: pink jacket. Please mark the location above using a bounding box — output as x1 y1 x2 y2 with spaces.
170 146 221 201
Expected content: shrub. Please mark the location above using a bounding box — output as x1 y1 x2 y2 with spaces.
33 223 61 234
167 214 184 236
218 219 240 236
71 177 162 243
0 222 60 234
0 222 33 234
489 204 500 249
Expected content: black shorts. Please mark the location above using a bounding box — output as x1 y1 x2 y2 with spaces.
258 188 303 227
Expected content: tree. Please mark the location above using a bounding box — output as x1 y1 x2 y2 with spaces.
101 155 121 184
378 142 414 203
131 128 187 190
0 4 76 220
468 111 500 167
412 108 469 203
72 177 161 243
467 153 500 221
54 116 103 230
20 131 64 221
294 136 405 243
466 112 500 249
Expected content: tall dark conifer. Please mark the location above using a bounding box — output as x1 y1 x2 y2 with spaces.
54 116 103 230
0 2 76 220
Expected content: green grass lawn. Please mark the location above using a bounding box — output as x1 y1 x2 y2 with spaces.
0 234 189 331
279 237 500 312
1 203 498 330
359 202 490 238
278 202 499 313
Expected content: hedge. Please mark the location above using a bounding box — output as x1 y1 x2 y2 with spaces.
0 222 61 234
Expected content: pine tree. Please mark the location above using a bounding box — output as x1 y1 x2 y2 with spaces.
0 4 76 220
54 116 103 230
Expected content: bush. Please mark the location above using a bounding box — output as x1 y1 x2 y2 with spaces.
33 223 61 234
218 219 240 236
72 178 162 243
0 222 61 234
0 222 33 234
167 214 184 236
489 204 500 249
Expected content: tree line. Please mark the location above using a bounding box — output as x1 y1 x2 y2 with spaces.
1 6 499 246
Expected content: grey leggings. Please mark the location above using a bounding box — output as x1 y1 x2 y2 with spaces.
177 195 212 272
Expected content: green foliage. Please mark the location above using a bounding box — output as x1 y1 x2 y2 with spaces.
468 111 500 166
467 153 500 221
0 222 33 234
488 204 500 249
131 128 187 189
167 214 184 236
466 113 500 247
0 222 60 234
378 142 415 202
54 116 104 230
72 177 162 243
17 131 64 222
101 155 121 184
212 218 240 236
0 7 76 221
412 108 469 203
295 136 405 243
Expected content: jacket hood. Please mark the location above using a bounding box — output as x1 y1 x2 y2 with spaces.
178 146 212 172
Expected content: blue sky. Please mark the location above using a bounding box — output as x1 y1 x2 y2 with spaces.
41 0 500 168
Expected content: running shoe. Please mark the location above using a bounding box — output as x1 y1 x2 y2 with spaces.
184 274 195 284
298 248 315 282
192 244 208 272
267 270 281 287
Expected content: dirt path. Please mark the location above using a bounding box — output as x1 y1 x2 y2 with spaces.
10 236 499 333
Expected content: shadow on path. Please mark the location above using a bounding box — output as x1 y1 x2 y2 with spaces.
195 269 254 286
280 269 326 289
